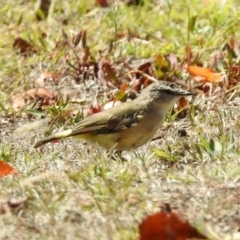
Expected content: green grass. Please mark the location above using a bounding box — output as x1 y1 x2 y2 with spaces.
1 0 240 239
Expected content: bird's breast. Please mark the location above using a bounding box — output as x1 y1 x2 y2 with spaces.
80 111 165 151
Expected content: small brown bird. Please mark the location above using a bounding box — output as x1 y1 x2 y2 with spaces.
34 81 194 150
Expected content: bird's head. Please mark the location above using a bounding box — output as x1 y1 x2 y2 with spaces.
142 81 194 101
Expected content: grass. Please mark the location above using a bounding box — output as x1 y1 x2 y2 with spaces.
1 0 240 239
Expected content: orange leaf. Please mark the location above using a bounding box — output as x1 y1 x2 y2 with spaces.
139 206 207 240
0 161 18 177
187 65 222 82
120 82 127 91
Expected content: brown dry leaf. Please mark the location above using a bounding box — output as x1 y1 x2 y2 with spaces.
139 205 208 240
138 61 151 74
81 30 90 63
228 65 240 84
96 0 109 7
0 197 28 215
13 37 37 56
82 108 94 118
127 0 143 6
187 66 222 83
8 197 28 209
131 62 152 92
35 72 60 87
222 37 239 59
0 161 18 177
123 61 134 71
36 0 51 20
11 92 26 112
97 68 106 84
82 106 102 117
208 53 224 69
72 30 82 47
167 52 178 71
177 96 191 118
100 59 119 85
81 30 87 48
178 96 188 110
11 88 56 111
26 88 55 100
131 78 143 92
82 46 90 63
202 82 212 93
81 98 102 117
186 45 192 66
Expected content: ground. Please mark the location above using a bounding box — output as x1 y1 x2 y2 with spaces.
1 1 240 239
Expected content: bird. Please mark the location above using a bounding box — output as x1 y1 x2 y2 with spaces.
34 81 194 151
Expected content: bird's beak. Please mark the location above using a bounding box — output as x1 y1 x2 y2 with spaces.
178 91 195 96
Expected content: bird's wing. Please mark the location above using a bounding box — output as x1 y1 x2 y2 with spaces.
71 103 143 136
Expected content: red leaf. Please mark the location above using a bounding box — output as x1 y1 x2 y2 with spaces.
0 161 18 177
139 206 207 240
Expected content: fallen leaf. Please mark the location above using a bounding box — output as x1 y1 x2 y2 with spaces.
187 65 222 83
139 204 208 240
81 30 90 62
0 161 18 177
8 197 28 209
13 37 37 56
131 62 152 92
0 197 28 215
167 52 178 71
11 88 57 111
11 92 26 111
35 72 60 87
96 0 109 7
100 58 119 85
178 96 188 110
36 0 51 20
26 88 55 100
72 30 82 47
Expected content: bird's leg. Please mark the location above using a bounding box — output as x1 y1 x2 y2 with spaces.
107 150 127 162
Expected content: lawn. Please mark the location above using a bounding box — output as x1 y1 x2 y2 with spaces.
1 0 240 239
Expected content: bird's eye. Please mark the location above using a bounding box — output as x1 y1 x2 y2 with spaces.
162 90 173 95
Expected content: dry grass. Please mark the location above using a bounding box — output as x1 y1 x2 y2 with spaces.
1 1 240 239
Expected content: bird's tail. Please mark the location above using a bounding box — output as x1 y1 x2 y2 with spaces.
34 129 73 148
